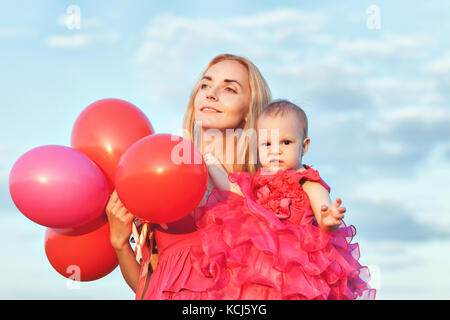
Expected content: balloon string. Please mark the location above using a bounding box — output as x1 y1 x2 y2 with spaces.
132 220 149 263
131 222 141 262
135 222 152 300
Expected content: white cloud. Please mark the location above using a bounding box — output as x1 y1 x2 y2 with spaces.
48 12 119 48
336 33 433 58
0 27 32 38
130 8 333 129
130 8 448 181
350 145 450 234
46 34 91 48
365 106 450 140
383 106 450 125
358 238 450 299
275 54 366 82
133 9 327 67
46 32 119 48
228 9 324 29
422 52 450 75
364 77 436 95
57 14 105 30
337 39 393 56
365 77 441 108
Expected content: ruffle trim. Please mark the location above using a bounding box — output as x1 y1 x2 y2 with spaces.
195 188 376 300
229 167 331 226
143 239 227 300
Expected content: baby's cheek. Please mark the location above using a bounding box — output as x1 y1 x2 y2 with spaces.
258 149 268 162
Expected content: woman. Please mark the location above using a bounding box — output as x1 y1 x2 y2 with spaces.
105 54 272 299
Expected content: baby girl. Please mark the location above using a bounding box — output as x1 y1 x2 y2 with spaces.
197 99 376 300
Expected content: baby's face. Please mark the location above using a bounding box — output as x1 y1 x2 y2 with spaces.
257 115 306 171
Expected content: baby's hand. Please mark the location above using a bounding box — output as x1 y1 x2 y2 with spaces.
319 198 346 230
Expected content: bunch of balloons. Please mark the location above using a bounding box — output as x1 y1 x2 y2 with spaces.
9 98 208 282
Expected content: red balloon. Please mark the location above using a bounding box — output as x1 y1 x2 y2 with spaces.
71 98 154 190
115 134 207 224
44 216 118 282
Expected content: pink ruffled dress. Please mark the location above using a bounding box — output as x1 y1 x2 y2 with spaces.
194 165 376 300
141 214 223 299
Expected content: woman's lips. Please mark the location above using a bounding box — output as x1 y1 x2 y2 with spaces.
201 106 222 113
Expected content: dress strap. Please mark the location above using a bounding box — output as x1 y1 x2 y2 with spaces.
228 171 255 200
298 165 331 193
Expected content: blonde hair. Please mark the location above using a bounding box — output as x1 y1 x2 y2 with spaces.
182 54 272 175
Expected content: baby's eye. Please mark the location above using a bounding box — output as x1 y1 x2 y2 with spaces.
261 142 270 147
282 140 291 145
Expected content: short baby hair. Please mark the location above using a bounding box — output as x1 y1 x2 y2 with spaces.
258 99 308 138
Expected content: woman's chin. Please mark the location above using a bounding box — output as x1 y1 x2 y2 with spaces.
195 117 221 130
195 120 242 133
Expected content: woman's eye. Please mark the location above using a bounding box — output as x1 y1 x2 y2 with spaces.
225 87 237 93
261 142 270 147
200 84 208 89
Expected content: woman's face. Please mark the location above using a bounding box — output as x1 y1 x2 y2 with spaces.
194 60 251 132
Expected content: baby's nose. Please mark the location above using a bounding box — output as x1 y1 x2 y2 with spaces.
270 147 282 155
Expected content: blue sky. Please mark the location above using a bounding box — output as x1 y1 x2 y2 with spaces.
1 0 450 299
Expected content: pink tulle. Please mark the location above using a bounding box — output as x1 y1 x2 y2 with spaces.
194 166 376 300
141 166 376 300
141 229 225 300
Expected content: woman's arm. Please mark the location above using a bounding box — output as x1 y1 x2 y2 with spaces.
204 152 244 196
302 181 345 231
105 190 141 293
113 242 141 293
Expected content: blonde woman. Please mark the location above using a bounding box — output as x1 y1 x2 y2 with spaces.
105 54 271 299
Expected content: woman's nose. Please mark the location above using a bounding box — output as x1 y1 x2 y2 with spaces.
206 87 218 101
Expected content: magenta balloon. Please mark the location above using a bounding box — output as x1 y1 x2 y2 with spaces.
9 145 109 228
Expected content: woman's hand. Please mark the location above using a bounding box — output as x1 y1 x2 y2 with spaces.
105 190 135 251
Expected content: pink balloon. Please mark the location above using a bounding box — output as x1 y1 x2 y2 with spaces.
9 145 109 228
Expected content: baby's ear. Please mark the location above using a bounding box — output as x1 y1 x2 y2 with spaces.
302 137 311 156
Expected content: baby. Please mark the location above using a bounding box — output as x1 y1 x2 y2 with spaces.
204 99 345 231
198 99 375 300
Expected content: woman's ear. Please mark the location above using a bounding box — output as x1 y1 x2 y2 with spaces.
302 137 311 156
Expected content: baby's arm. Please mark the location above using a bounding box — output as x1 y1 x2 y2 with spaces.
203 152 244 196
302 181 345 231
